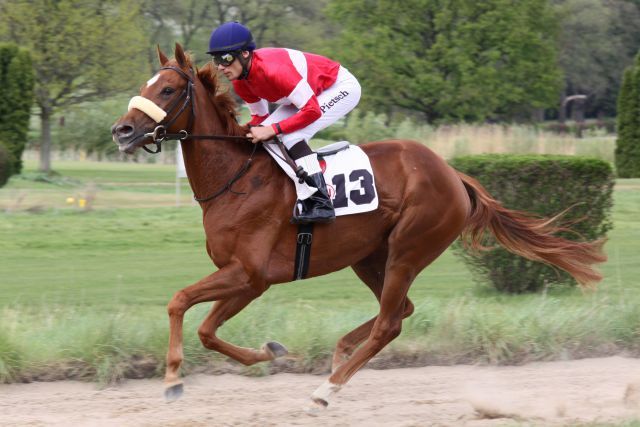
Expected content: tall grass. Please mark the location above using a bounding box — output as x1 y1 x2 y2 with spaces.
417 124 615 163
315 111 615 163
1 291 639 383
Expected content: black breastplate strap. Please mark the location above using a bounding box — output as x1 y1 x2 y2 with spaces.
293 223 314 281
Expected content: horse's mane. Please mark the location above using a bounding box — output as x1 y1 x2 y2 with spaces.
170 52 242 135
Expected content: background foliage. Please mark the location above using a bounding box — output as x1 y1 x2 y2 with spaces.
0 0 148 172
327 0 562 122
615 53 640 177
0 43 33 175
450 155 614 293
1 0 639 170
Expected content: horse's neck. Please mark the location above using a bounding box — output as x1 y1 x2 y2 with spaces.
180 112 249 201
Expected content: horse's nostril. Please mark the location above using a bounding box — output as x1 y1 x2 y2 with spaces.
115 123 134 138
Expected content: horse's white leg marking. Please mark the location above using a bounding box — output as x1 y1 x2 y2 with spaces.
310 379 342 407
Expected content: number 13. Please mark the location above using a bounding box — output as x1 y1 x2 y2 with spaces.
331 169 376 208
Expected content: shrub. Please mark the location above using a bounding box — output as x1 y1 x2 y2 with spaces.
450 154 614 293
57 96 129 160
615 54 640 177
0 142 14 188
0 43 34 175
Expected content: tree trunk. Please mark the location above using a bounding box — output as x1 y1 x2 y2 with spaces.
39 105 52 173
558 93 567 123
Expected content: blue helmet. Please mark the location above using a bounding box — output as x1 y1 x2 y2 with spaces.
207 22 256 55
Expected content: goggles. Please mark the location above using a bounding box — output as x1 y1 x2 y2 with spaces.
211 51 237 67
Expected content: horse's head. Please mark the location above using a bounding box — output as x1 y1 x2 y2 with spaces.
111 43 199 154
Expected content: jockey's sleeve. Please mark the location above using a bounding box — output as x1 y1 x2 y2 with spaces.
275 95 322 134
234 84 269 125
268 69 322 134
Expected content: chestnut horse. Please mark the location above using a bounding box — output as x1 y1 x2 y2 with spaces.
112 44 605 409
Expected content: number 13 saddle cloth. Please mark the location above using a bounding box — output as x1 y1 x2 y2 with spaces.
266 140 379 217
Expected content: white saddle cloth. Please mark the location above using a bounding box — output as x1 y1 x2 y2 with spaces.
265 140 379 217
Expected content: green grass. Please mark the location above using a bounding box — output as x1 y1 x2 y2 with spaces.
0 160 639 383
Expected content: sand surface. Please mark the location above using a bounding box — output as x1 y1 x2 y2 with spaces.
1 356 640 426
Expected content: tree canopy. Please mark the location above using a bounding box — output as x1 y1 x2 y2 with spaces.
0 0 148 172
554 0 640 118
327 0 562 122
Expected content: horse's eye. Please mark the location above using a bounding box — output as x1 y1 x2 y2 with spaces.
162 87 175 95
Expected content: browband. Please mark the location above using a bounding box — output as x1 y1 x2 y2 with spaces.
128 96 167 123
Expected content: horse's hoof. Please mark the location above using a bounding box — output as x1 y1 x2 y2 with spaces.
311 379 341 404
164 383 184 402
305 398 329 415
264 341 288 359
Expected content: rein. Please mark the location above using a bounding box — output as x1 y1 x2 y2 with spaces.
142 65 257 203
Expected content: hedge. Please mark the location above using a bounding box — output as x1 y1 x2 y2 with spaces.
615 54 640 177
0 43 34 175
450 154 614 293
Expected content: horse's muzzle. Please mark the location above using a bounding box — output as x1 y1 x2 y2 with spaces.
111 122 149 154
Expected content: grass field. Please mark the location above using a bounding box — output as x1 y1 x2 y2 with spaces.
0 158 639 383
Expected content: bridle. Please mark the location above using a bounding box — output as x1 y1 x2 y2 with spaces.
137 65 258 202
141 65 252 154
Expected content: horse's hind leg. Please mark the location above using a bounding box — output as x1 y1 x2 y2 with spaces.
310 216 457 408
197 294 288 365
332 249 414 372
331 299 414 373
310 263 418 408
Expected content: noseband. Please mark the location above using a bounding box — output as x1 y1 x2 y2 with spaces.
134 65 251 154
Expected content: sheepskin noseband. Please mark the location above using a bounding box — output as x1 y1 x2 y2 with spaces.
128 96 167 123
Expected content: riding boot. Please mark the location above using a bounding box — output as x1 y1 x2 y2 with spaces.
292 172 336 224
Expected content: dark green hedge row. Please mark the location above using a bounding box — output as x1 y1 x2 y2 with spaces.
616 54 640 178
0 43 34 176
450 154 614 293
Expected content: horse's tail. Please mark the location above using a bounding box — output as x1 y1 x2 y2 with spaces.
457 172 606 288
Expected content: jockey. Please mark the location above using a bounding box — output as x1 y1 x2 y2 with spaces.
206 21 361 224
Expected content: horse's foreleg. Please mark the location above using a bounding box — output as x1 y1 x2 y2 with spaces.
197 294 288 366
164 262 257 401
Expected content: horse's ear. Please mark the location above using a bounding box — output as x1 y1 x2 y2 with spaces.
157 45 169 66
175 42 187 68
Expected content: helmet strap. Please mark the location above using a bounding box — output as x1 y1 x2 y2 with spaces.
237 51 252 80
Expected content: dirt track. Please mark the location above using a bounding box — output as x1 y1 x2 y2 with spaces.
1 356 640 426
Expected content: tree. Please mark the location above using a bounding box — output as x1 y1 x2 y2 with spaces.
326 0 563 123
553 0 640 119
615 54 640 177
141 0 332 72
0 0 148 173
0 43 34 175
